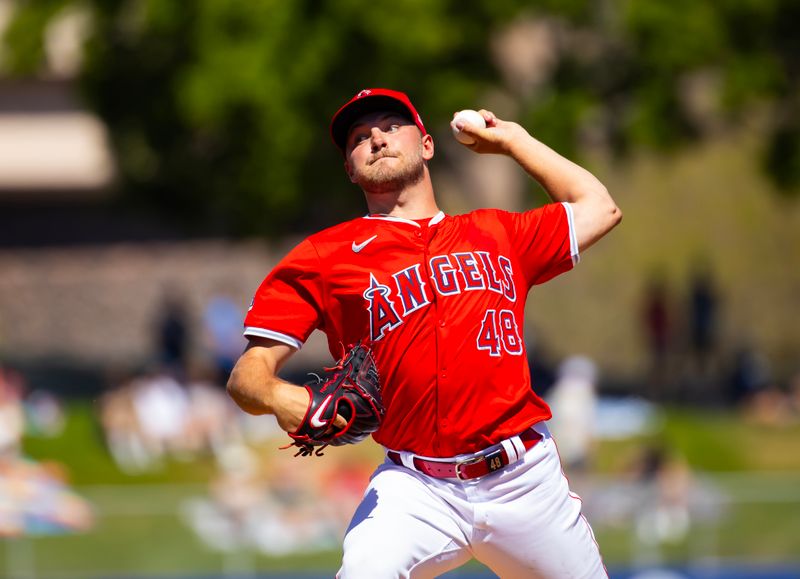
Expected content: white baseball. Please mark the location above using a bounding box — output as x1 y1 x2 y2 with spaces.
451 109 486 145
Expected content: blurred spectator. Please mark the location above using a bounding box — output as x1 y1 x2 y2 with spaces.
23 390 65 438
546 355 598 474
526 331 557 398
631 444 692 551
727 340 771 404
131 368 192 463
181 444 268 552
0 366 25 458
641 273 673 400
153 288 191 380
100 364 265 474
0 371 94 538
182 445 344 555
100 367 193 472
789 370 800 417
745 385 795 426
687 260 720 378
0 456 94 537
184 364 246 459
732 349 797 427
99 380 153 474
203 293 247 386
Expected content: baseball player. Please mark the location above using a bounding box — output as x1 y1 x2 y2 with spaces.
227 88 622 578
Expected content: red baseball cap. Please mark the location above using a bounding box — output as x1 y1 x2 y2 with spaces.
330 88 427 153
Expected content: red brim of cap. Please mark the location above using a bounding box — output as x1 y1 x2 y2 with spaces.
330 89 426 153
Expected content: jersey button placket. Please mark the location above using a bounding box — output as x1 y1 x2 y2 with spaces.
423 225 447 445
437 320 447 380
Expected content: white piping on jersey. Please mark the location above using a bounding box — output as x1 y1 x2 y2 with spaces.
562 202 581 265
363 210 445 228
428 211 445 225
243 327 303 350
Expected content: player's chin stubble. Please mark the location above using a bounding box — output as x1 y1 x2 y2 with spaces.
355 145 425 194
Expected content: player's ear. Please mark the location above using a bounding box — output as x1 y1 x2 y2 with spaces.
344 160 357 183
422 133 434 160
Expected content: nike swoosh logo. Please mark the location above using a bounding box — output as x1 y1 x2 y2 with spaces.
310 394 334 428
352 235 378 253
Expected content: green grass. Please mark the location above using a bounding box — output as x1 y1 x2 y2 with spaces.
3 401 799 577
5 520 343 579
592 407 800 474
22 401 218 486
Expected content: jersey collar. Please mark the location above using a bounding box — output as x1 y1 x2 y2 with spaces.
363 210 445 228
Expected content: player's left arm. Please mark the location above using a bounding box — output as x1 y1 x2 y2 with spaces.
456 110 622 252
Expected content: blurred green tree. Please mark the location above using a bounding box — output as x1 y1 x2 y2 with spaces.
2 0 797 237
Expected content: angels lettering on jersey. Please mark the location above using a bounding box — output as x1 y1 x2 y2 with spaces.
363 250 520 355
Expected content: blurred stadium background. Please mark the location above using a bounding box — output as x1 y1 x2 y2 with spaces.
0 1 799 578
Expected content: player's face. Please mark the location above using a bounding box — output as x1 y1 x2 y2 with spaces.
344 111 432 193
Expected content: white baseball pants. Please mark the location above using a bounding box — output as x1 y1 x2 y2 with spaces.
337 423 607 578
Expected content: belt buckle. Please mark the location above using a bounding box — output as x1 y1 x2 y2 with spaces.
454 455 483 480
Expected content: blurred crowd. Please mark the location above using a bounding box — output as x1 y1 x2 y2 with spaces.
0 364 93 537
97 285 277 473
639 261 800 419
1 278 798 555
544 355 698 556
98 366 272 474
92 286 374 552
181 444 372 555
543 349 800 564
99 363 372 554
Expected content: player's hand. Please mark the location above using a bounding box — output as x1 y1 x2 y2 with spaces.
272 381 347 433
451 109 530 156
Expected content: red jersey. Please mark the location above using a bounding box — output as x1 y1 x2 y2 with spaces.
244 203 579 457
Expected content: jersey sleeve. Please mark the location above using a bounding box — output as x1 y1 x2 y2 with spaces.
243 239 325 349
502 202 579 287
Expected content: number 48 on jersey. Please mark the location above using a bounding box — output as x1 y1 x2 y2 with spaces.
476 309 523 357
